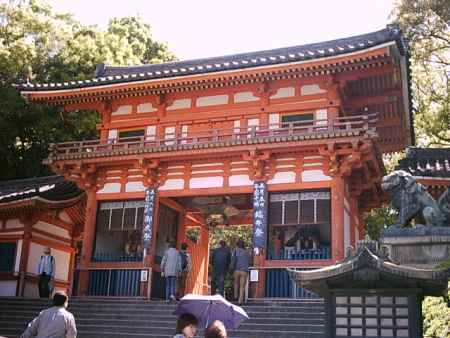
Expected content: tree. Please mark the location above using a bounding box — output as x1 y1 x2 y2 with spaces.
0 0 176 180
393 0 450 146
392 4 450 335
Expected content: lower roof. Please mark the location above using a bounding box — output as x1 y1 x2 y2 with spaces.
0 175 84 210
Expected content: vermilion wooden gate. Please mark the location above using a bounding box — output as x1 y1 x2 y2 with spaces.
185 226 210 295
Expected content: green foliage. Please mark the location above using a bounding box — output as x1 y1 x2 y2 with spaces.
393 0 450 146
0 0 176 180
422 285 450 338
209 225 253 299
363 206 397 240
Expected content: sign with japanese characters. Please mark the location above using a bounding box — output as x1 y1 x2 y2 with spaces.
252 181 268 249
143 188 156 251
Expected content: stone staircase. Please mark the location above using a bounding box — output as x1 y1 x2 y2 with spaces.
0 297 325 338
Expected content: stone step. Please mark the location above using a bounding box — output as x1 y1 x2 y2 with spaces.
0 303 324 313
0 314 324 326
0 297 326 338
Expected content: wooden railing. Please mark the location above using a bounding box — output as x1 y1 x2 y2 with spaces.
48 113 378 159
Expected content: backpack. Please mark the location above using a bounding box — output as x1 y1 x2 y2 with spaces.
180 251 188 272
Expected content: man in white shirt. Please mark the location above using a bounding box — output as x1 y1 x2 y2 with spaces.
21 291 77 338
37 247 55 298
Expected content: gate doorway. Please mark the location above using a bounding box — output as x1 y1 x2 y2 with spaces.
163 193 253 298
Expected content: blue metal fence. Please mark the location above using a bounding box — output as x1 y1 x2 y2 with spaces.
267 247 330 260
265 268 319 299
92 252 143 262
88 269 141 296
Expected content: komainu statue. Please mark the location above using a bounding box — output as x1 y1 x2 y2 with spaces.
381 170 450 228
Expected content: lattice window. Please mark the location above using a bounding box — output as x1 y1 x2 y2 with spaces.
334 295 410 337
98 201 145 231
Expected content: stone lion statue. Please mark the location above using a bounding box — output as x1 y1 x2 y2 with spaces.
381 170 450 227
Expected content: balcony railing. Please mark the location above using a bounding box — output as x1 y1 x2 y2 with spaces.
47 113 378 160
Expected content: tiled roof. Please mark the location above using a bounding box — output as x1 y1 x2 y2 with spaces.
0 175 83 204
397 147 450 178
15 25 407 92
287 243 449 296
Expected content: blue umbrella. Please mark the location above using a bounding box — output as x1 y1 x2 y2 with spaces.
173 294 249 330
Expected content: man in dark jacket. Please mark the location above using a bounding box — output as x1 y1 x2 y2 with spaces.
211 239 231 297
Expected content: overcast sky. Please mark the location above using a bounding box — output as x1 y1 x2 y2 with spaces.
47 0 396 61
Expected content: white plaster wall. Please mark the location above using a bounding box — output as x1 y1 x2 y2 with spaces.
268 171 296 184
33 221 71 239
58 211 72 224
111 105 132 115
108 129 118 140
0 281 17 296
301 170 331 182
146 125 156 141
167 98 192 110
234 91 259 103
196 95 228 107
125 181 146 192
27 242 70 281
233 120 241 134
5 219 23 229
269 113 280 129
189 177 223 189
270 87 295 99
159 179 185 191
27 242 45 275
301 84 326 95
229 175 253 187
137 102 157 113
97 183 121 194
315 109 328 127
14 239 22 273
344 209 350 252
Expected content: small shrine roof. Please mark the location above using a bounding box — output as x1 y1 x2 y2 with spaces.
288 243 449 296
15 25 407 92
397 147 450 178
0 175 84 210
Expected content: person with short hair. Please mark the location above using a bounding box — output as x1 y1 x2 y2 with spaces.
173 313 198 338
231 239 251 305
177 242 192 299
211 239 231 297
204 320 227 338
21 291 77 338
161 241 182 302
37 247 55 298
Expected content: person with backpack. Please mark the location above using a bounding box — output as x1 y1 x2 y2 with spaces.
211 239 231 297
161 241 182 302
231 239 251 305
177 243 192 299
37 247 55 298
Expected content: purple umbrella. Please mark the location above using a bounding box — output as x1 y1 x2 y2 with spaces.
173 294 249 330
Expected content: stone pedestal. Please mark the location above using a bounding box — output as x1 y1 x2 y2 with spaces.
380 227 450 269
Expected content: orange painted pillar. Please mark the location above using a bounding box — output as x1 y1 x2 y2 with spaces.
77 190 98 296
16 223 32 297
331 175 345 262
200 225 210 295
349 198 358 246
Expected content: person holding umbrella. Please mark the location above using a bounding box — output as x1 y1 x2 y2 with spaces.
173 313 198 338
173 294 248 333
204 320 227 338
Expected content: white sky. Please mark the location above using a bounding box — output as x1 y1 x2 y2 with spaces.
47 0 396 61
